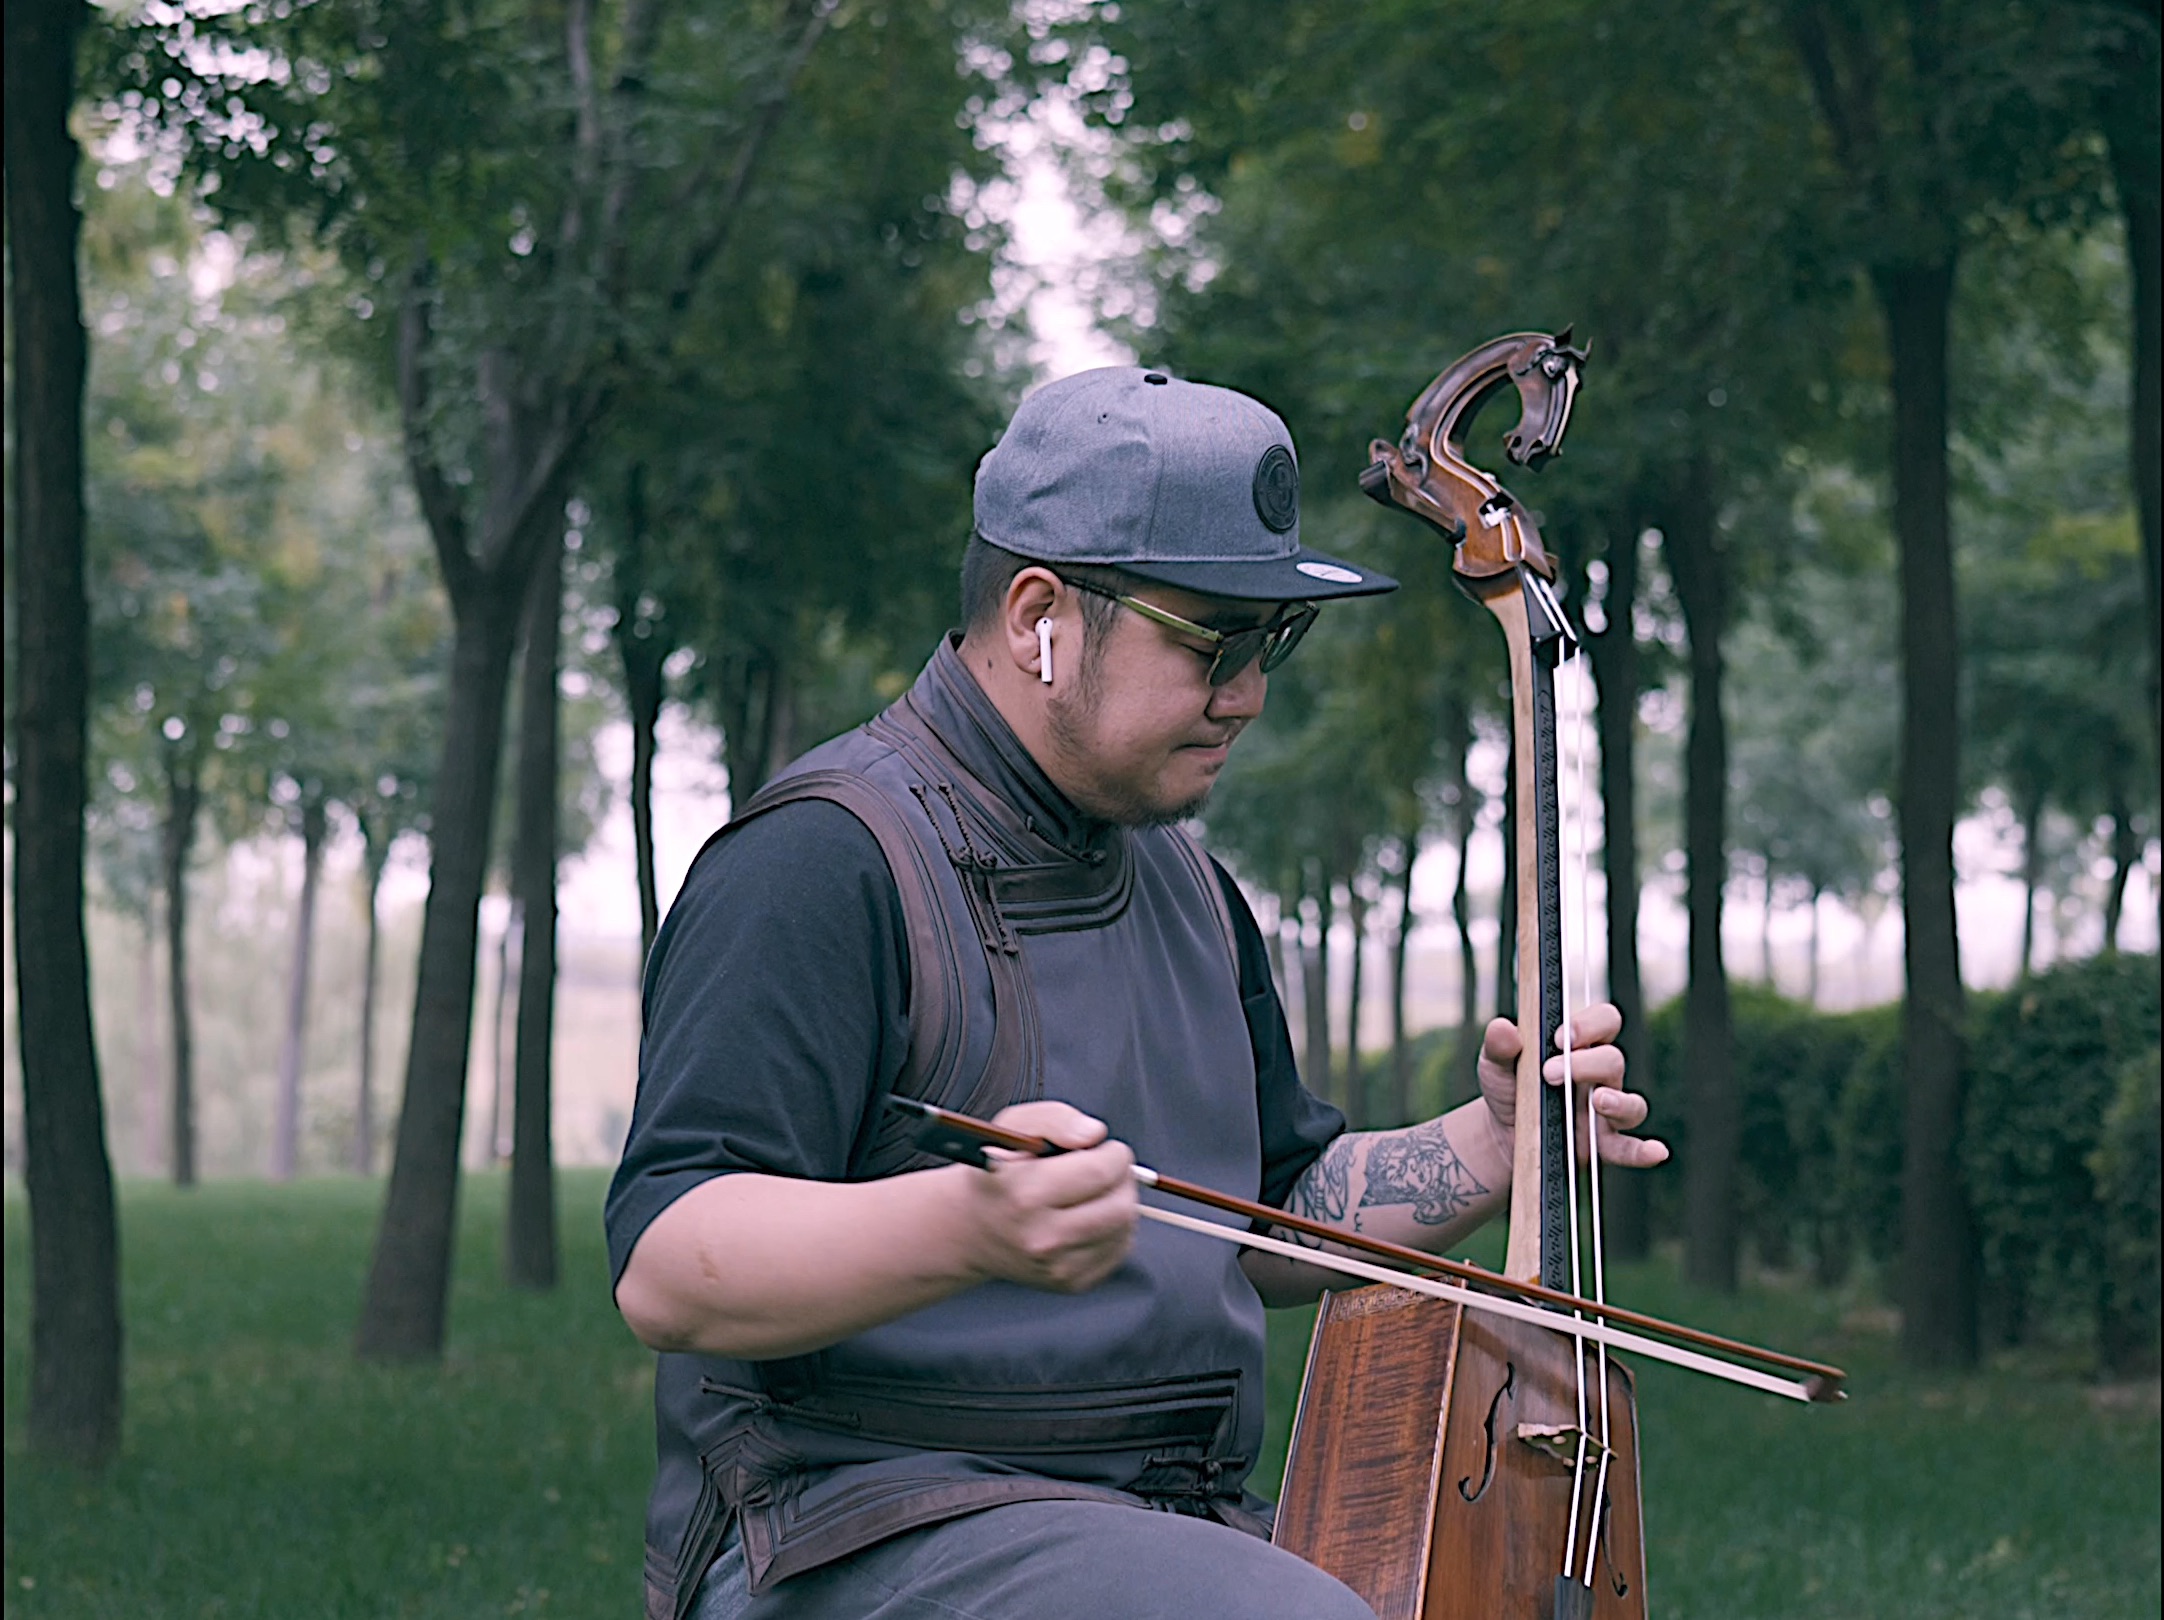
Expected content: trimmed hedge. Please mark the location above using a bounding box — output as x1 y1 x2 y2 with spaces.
1964 954 2162 1360
2092 1042 2161 1375
1639 952 2159 1370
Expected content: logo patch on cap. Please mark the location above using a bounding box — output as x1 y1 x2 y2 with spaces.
1297 561 1363 584
1252 445 1299 534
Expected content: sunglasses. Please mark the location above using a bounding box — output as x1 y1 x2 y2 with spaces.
1057 577 1320 686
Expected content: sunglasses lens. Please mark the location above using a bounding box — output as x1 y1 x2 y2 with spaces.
1258 606 1317 673
1210 606 1318 684
1208 631 1268 686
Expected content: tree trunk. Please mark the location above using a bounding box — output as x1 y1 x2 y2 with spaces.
1302 881 1333 1107
488 899 519 1164
2018 786 2043 978
1389 832 1416 1126
1807 885 1823 1009
355 587 524 1361
722 649 789 804
762 659 800 783
6 0 123 1466
2103 769 2136 952
355 820 388 1175
1760 865 1776 987
507 533 564 1290
1343 879 1368 1130
1664 463 1739 1293
272 796 328 1182
138 910 163 1178
626 646 665 959
615 461 667 957
1583 521 1649 1260
1443 697 1482 1106
1874 257 1976 1369
353 0 835 1353
2099 13 2162 813
162 749 202 1188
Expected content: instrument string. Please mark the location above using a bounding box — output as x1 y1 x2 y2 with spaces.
1571 645 1615 1589
1555 626 1594 1583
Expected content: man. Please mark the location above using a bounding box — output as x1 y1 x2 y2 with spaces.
607 367 1665 1620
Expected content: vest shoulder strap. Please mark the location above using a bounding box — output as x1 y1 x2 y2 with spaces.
720 757 1042 1179
717 769 974 1176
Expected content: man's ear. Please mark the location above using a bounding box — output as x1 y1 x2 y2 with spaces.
999 567 1064 680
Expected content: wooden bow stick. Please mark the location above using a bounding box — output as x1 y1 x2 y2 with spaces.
890 1097 1846 1404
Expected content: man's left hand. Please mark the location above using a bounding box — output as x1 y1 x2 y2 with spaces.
1476 1003 1668 1170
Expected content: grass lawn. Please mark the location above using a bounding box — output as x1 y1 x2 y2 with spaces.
6 1173 2158 1618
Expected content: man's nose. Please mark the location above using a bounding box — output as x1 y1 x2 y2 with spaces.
1206 658 1268 722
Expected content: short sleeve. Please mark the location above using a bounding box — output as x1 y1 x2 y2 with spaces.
603 801 911 1284
1210 857 1346 1207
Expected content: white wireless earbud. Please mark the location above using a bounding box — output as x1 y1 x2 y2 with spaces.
1036 617 1055 684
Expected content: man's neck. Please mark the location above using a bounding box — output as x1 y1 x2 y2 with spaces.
955 628 1078 805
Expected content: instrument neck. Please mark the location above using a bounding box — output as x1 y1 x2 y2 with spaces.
1481 566 1577 1285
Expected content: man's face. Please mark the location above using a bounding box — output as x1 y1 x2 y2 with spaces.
1043 583 1279 826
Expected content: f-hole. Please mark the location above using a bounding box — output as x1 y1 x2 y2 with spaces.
1457 1362 1515 1503
1598 1487 1628 1599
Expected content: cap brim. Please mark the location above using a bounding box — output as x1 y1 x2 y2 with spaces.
1118 546 1398 602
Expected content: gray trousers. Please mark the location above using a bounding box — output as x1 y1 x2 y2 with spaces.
689 1500 1378 1620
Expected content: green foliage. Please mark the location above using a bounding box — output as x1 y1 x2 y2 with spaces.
2092 1044 2161 1375
1638 956 2162 1369
1643 989 1903 1284
77 149 451 905
1963 953 2163 1355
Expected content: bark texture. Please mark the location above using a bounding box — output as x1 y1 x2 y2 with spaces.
272 796 328 1182
161 749 202 1187
1877 258 1976 1368
1663 465 1739 1293
7 0 123 1467
356 582 525 1358
2098 7 2161 790
615 463 667 958
354 821 388 1174
1583 523 1650 1261
1388 832 1416 1126
507 534 564 1290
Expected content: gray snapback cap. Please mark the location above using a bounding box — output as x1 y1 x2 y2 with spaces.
972 366 1397 601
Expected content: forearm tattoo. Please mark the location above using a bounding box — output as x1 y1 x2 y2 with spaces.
1284 1119 1491 1239
1287 1135 1352 1226
1363 1117 1491 1226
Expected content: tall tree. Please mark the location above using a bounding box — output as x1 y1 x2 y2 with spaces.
1579 518 1654 1258
6 0 124 1467
271 791 329 1182
505 532 564 1288
1662 458 1742 1289
1780 0 2106 1367
2091 1 2161 785
132 0 889 1357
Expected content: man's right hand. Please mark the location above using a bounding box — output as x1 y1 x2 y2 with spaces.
958 1101 1138 1293
616 1099 1140 1359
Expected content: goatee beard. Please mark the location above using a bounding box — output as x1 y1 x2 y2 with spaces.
1046 661 1222 826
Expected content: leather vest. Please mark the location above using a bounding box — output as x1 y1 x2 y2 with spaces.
641 640 1270 1619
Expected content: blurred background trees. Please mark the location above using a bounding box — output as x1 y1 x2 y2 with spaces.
5 0 2157 1463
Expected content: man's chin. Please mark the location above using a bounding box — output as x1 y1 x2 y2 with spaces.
1069 774 1217 829
1125 784 1217 829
